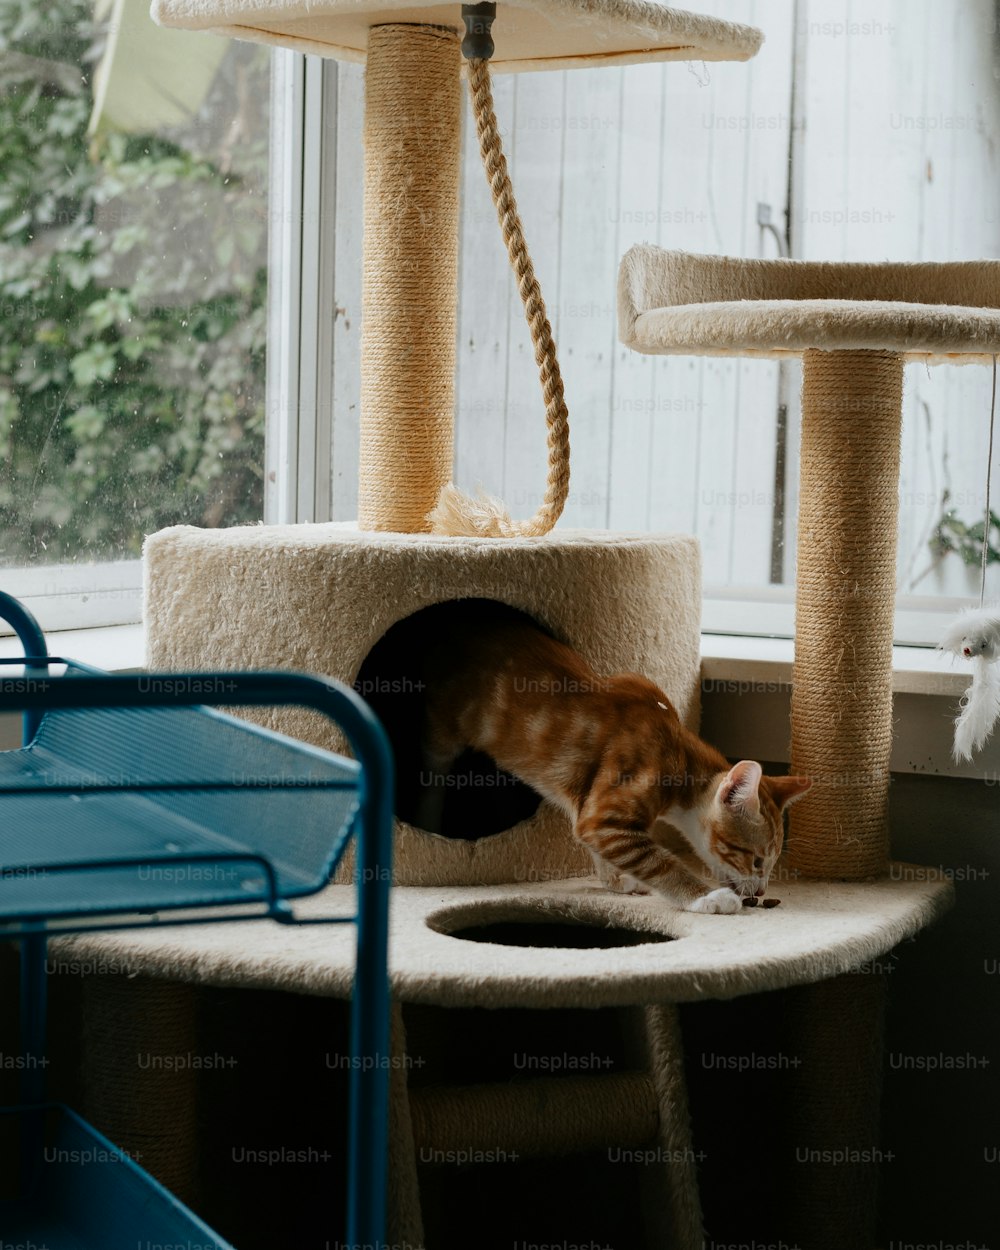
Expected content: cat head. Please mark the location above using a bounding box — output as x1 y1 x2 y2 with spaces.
689 761 812 899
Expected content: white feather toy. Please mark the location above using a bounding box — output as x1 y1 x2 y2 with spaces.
939 605 1000 761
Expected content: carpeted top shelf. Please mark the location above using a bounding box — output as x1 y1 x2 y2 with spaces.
619 247 1000 365
150 0 763 72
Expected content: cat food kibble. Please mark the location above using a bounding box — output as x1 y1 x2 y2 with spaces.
741 896 781 909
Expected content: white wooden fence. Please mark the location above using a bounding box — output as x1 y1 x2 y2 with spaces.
328 0 1000 603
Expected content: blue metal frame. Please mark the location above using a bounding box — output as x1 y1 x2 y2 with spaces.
0 591 393 1248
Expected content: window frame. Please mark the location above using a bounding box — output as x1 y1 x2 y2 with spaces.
264 49 338 527
0 560 142 632
0 41 289 636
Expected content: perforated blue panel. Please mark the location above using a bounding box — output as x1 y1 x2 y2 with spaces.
0 701 359 922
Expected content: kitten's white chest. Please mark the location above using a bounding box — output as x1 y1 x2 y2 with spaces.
658 804 703 850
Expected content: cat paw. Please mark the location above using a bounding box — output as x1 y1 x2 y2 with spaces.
687 887 742 915
598 873 649 896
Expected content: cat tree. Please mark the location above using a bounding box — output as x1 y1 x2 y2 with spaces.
54 4 955 1249
618 244 1000 1244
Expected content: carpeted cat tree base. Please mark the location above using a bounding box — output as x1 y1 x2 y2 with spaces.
143 521 702 885
55 873 951 1009
85 515 951 1249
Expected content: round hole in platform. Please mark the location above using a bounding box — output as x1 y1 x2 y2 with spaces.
447 921 671 949
354 599 547 841
427 902 674 949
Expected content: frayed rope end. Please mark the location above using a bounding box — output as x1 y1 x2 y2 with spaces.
428 483 547 538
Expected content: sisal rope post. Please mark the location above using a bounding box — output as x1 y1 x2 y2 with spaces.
780 971 888 1250
787 349 904 879
358 24 462 533
428 56 571 538
634 1005 704 1250
386 1003 426 1250
80 975 200 1205
408 1072 659 1159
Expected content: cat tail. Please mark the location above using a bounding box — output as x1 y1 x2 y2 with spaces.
953 655 1000 761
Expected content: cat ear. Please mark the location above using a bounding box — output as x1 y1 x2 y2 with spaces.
719 760 762 815
765 774 813 811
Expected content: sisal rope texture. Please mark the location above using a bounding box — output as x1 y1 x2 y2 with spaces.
81 975 200 1204
358 24 462 533
787 349 904 880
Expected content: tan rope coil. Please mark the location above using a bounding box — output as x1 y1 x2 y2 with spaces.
428 56 571 538
359 24 462 533
787 349 904 879
408 1072 658 1158
781 971 887 1250
81 975 200 1204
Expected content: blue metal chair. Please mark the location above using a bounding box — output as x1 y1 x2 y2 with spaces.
0 590 393 1248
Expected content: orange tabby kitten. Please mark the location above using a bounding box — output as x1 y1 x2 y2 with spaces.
420 605 811 913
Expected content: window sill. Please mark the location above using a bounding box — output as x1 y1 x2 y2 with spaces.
0 622 145 672
700 634 971 698
4 624 969 695
700 635 993 782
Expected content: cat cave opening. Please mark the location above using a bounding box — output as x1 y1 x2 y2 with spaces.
428 902 674 949
354 598 546 840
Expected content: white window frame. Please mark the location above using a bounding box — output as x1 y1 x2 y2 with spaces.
265 50 338 526
0 47 323 638
0 47 987 784
0 561 142 633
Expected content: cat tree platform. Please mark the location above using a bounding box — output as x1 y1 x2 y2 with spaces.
151 0 763 71
619 248 1000 363
53 873 952 1010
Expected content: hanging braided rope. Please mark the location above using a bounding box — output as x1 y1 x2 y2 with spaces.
428 49 570 538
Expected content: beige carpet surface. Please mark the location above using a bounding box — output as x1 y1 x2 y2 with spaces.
53 870 953 1010
151 0 763 71
619 247 1000 363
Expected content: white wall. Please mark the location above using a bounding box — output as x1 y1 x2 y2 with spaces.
328 0 1000 601
791 0 1000 599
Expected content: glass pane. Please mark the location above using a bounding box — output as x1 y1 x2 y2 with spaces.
0 0 268 570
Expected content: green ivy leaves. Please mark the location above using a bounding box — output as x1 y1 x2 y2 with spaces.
931 508 1000 568
0 0 268 563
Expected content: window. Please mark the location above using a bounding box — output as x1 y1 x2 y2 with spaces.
0 0 268 627
6 1 997 643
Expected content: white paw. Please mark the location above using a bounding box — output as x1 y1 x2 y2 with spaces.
687 887 742 915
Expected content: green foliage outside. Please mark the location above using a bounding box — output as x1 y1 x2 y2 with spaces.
0 0 267 565
931 501 1000 570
